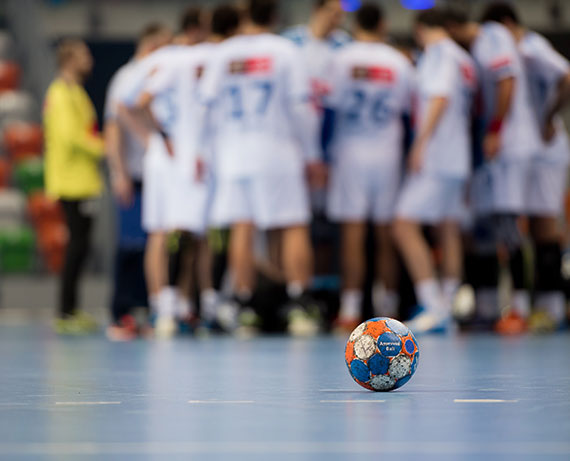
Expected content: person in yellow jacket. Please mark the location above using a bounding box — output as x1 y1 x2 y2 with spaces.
44 39 104 334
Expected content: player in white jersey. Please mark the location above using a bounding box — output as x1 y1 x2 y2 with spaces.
482 2 570 330
325 3 414 331
104 24 172 340
135 5 241 332
392 9 476 333
197 0 323 335
446 9 544 327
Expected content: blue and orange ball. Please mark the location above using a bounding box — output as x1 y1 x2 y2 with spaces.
345 317 419 391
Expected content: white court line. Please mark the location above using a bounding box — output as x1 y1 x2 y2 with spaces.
187 400 254 404
318 389 359 392
320 400 386 403
454 399 518 403
55 401 122 406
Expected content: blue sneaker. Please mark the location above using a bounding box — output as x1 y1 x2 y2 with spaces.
405 306 450 334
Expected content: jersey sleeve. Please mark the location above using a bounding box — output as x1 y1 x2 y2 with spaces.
423 46 456 98
479 26 518 81
198 53 224 106
524 34 570 86
286 47 312 102
143 61 178 99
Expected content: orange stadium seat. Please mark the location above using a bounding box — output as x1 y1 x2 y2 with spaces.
0 61 21 92
37 221 67 273
0 157 10 188
3 122 43 161
27 192 63 227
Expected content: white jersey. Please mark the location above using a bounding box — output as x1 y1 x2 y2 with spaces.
417 38 476 179
471 22 541 160
326 41 414 171
283 25 351 103
143 42 215 178
116 46 184 139
198 33 317 180
104 60 145 180
519 31 570 164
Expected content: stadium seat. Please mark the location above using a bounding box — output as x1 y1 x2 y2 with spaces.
0 91 37 125
0 61 21 92
0 226 35 273
37 221 67 273
13 158 43 194
27 192 62 226
3 122 43 161
0 157 10 188
0 188 26 229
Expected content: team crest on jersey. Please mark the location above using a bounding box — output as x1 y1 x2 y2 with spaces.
352 66 394 83
229 57 273 75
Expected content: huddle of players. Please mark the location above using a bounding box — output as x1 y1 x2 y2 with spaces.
107 0 570 337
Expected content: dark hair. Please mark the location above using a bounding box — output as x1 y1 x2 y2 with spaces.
416 8 447 28
480 2 520 25
248 0 277 26
137 22 169 44
356 2 384 32
56 38 86 68
211 4 240 37
315 0 338 8
180 6 202 32
442 8 469 26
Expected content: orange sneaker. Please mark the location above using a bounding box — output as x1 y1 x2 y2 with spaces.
106 315 138 342
495 310 527 335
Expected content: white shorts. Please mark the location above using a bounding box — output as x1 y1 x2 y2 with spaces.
527 159 568 217
142 134 210 234
142 134 174 233
489 159 533 214
211 174 310 230
395 173 466 224
327 163 400 224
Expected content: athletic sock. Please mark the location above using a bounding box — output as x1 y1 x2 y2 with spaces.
442 278 460 312
372 283 399 318
157 287 177 318
534 291 566 323
339 290 363 320
415 278 444 316
286 281 305 301
149 294 159 315
511 290 530 318
175 295 193 319
200 289 219 322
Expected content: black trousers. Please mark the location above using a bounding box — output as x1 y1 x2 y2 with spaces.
59 200 94 318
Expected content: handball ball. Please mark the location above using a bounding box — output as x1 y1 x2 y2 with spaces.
345 317 419 391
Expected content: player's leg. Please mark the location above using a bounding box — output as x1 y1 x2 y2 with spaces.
439 219 463 314
197 236 219 325
173 232 198 322
374 224 400 319
229 221 256 304
336 221 366 327
527 161 568 329
56 199 97 334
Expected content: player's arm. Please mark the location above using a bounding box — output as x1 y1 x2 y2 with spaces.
408 96 448 173
484 76 515 159
104 79 134 206
544 72 570 141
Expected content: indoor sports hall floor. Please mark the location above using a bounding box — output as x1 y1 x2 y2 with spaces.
0 326 569 460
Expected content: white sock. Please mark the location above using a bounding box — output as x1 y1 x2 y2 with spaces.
175 295 193 319
287 281 304 300
339 290 362 320
157 287 177 318
476 288 499 320
149 294 159 315
511 290 530 318
415 279 444 315
200 289 219 322
535 291 566 323
442 278 460 310
372 283 399 318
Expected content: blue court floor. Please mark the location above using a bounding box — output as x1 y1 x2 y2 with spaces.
0 326 569 460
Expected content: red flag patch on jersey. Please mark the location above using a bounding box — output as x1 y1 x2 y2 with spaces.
489 56 512 71
229 57 273 75
352 66 394 83
461 63 476 87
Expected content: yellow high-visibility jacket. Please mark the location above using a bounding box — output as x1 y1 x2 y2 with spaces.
43 78 104 199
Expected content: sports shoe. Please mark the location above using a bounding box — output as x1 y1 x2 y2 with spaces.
495 309 527 335
528 310 559 334
287 308 320 336
154 315 178 339
235 307 262 338
215 300 240 333
405 308 449 334
54 311 99 336
106 315 138 342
